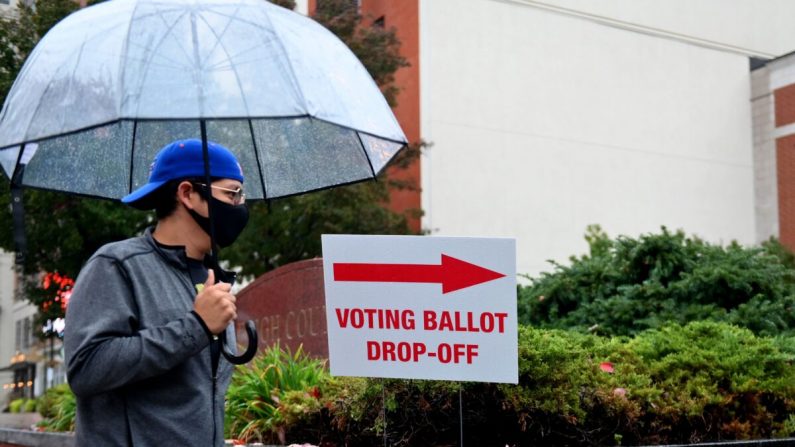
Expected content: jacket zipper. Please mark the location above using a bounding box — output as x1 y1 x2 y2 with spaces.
209 324 222 445
211 337 222 446
180 269 220 446
212 362 217 446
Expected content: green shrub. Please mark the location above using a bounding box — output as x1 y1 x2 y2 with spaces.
303 323 795 446
32 323 795 445
8 398 37 413
518 226 795 337
36 384 76 432
224 344 331 445
8 398 25 413
323 376 465 445
622 322 795 443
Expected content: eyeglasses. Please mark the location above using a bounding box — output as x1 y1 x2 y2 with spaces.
193 182 246 205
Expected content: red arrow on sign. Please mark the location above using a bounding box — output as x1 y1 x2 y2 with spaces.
333 254 506 294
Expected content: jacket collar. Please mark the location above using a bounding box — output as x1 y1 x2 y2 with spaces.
144 227 190 269
143 227 237 283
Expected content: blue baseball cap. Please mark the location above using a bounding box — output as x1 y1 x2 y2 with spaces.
122 139 244 209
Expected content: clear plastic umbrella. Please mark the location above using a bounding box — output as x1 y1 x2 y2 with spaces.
0 0 406 200
0 0 407 363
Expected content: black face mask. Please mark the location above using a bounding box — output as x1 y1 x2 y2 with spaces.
188 196 249 248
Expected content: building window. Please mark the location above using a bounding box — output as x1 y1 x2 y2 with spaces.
22 317 31 350
12 363 35 400
15 320 21 351
29 317 36 346
373 16 385 28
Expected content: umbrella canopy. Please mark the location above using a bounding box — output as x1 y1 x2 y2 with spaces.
0 0 406 200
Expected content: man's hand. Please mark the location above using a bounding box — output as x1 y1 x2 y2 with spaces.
193 269 236 335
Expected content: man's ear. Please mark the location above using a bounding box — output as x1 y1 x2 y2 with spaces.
176 181 195 210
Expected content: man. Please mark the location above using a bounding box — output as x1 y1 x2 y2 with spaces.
64 138 250 446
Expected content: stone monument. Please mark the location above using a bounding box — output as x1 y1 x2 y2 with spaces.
234 258 328 358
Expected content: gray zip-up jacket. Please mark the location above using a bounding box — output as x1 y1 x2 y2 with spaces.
64 228 235 446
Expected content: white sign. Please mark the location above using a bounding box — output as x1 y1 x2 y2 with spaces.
322 235 517 383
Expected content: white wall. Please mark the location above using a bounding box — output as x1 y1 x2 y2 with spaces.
537 0 795 58
294 0 308 16
0 251 16 359
751 65 778 244
0 252 40 403
420 0 757 276
0 0 24 18
0 251 16 406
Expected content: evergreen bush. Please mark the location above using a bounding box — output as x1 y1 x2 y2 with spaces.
518 226 795 337
230 323 795 446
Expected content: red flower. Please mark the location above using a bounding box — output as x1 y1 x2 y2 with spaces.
599 362 614 373
309 386 321 399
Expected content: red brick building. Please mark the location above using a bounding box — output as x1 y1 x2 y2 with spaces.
753 53 795 251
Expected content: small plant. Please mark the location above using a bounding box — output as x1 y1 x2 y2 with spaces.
36 384 76 432
23 398 37 413
225 344 331 444
8 398 25 413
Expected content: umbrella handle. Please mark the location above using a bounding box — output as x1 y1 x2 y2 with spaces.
221 320 258 364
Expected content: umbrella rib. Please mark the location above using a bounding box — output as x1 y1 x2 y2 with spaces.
247 119 268 200
203 9 274 32
118 0 144 116
10 143 25 186
154 7 197 72
131 8 192 116
24 78 60 145
196 4 240 73
59 40 88 133
196 12 252 117
200 10 275 72
257 9 311 115
118 50 190 71
355 131 377 180
204 8 309 111
128 120 138 194
204 45 263 71
120 6 188 22
21 27 91 142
